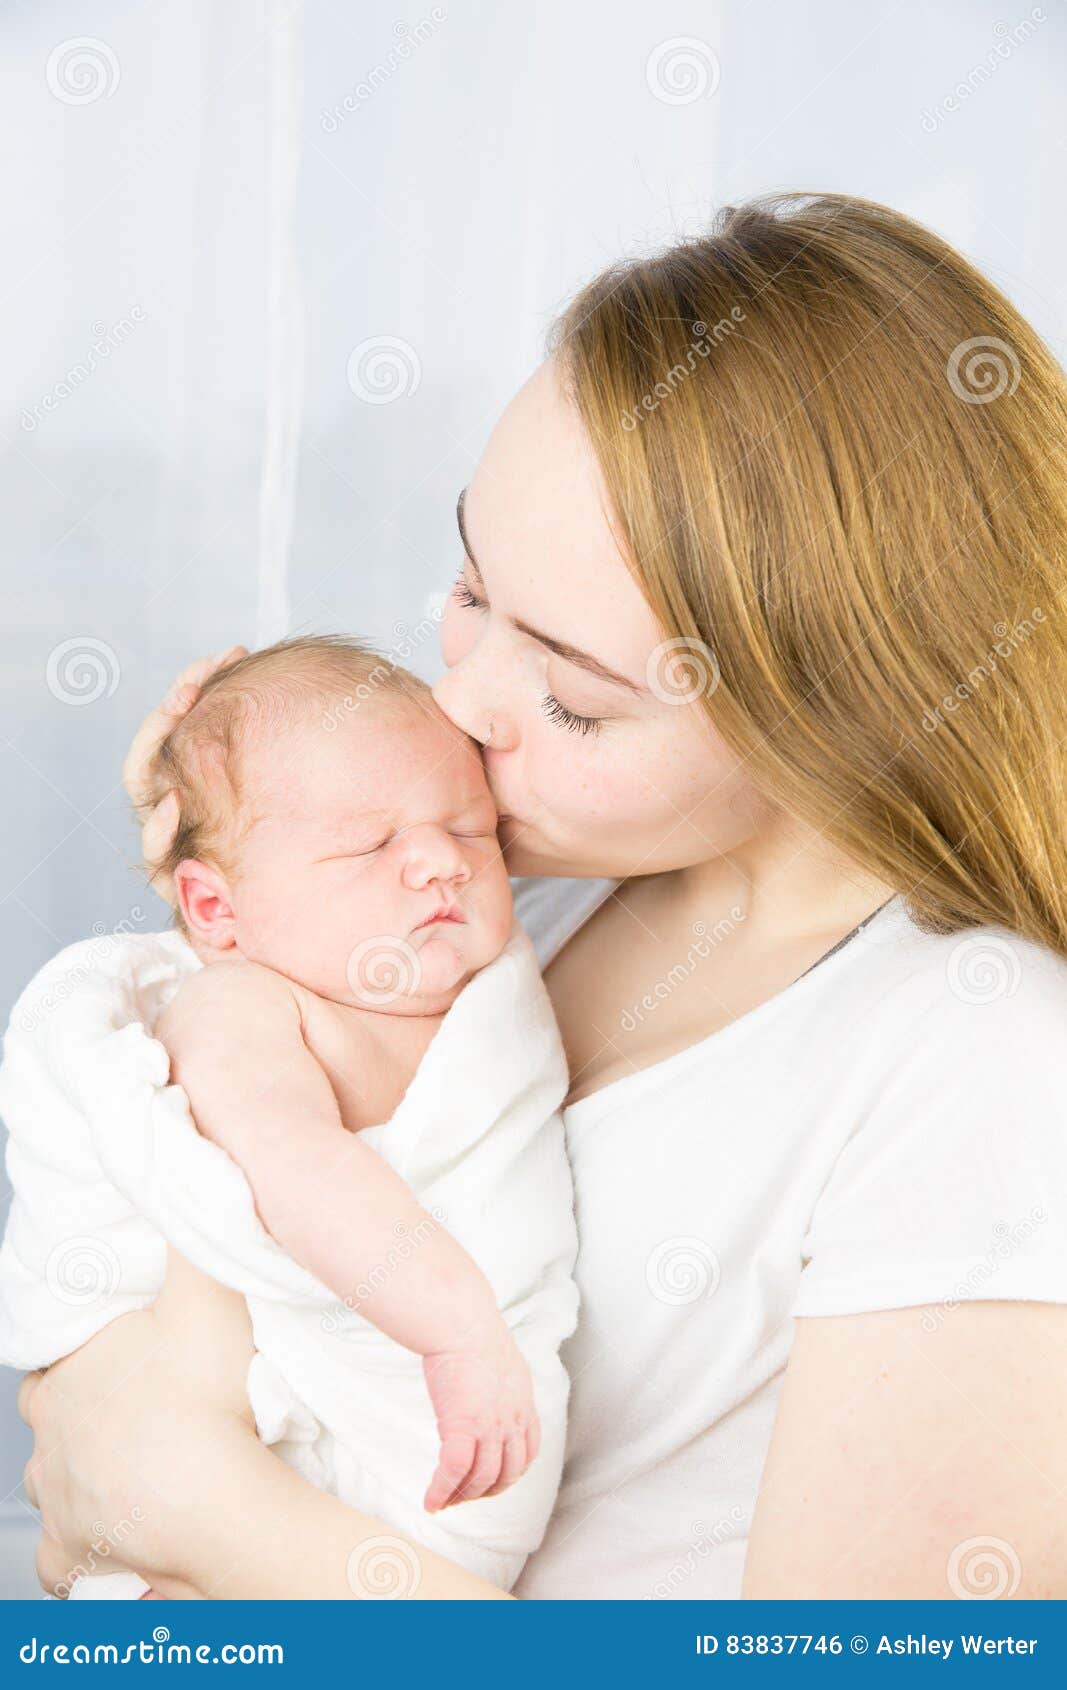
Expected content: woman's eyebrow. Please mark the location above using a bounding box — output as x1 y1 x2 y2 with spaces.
456 488 645 695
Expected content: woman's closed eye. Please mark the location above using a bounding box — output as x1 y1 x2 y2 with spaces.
452 574 486 612
452 566 606 736
541 692 604 737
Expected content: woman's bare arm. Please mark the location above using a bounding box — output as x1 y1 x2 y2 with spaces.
743 1298 1067 1598
20 1250 512 1600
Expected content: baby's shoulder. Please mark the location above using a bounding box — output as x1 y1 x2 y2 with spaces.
158 956 303 1051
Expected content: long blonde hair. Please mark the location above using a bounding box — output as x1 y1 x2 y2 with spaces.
550 191 1067 955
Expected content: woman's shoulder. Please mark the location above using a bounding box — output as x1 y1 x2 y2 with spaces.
795 911 1067 1319
860 902 1067 1069
511 875 618 970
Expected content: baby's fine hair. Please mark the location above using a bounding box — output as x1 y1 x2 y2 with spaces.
143 633 432 932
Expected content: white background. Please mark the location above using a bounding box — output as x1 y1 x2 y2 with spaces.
0 0 1063 1592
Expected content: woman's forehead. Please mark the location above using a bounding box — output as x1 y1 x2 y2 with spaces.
466 364 662 677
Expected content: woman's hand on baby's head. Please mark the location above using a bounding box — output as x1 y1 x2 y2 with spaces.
421 1324 542 1513
123 647 247 903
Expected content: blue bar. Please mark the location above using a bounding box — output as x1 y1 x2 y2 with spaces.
2 1600 1066 1683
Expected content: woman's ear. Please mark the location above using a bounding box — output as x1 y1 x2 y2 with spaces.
173 859 237 950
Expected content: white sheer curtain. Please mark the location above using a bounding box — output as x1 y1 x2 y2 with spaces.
1 0 1062 1591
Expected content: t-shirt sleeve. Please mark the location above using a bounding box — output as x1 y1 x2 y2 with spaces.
793 940 1067 1318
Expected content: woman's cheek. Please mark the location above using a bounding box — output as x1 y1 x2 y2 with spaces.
525 716 602 808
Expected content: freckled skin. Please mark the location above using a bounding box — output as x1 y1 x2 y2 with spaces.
433 359 770 882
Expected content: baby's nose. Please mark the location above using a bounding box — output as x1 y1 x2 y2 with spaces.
400 827 470 889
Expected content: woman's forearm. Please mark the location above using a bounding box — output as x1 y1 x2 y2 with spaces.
170 1426 513 1600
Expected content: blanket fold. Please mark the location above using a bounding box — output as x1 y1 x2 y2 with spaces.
0 921 579 1596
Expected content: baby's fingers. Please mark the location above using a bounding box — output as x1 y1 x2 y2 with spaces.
424 1431 477 1514
453 1436 503 1506
480 1431 529 1499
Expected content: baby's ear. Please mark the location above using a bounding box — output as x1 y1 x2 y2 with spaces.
174 859 237 950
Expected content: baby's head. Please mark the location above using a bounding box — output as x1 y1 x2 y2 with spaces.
146 636 513 1014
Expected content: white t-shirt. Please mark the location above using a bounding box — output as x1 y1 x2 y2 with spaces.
510 877 1067 1600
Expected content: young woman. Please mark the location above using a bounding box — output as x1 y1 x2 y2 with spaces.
20 192 1067 1600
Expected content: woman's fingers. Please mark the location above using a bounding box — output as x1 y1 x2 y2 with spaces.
124 645 247 905
122 692 190 815
122 646 247 813
17 1368 43 1428
142 787 182 872
139 789 181 905
35 1533 74 1599
18 1372 50 1509
21 1457 39 1511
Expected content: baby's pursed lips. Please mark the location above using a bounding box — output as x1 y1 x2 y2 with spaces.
413 903 467 931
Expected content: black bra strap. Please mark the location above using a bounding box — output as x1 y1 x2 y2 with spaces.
795 896 897 983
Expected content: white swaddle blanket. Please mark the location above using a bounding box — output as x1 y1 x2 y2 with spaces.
0 920 579 1598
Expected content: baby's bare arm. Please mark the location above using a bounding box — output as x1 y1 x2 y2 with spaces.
156 965 501 1356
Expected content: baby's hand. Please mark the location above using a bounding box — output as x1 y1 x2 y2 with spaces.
421 1324 541 1512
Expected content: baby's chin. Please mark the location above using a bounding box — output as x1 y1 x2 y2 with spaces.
341 920 505 1016
409 922 502 1000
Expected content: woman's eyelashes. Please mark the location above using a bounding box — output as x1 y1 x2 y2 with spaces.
452 574 486 612
451 568 604 737
541 691 604 737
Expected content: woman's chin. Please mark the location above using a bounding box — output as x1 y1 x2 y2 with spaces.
499 822 548 877
501 829 577 879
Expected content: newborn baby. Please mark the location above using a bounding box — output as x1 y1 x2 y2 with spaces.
0 635 579 1596
152 637 534 1515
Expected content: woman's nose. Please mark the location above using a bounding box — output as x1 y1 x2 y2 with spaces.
399 828 471 891
432 671 517 753
431 665 491 746
432 627 518 751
